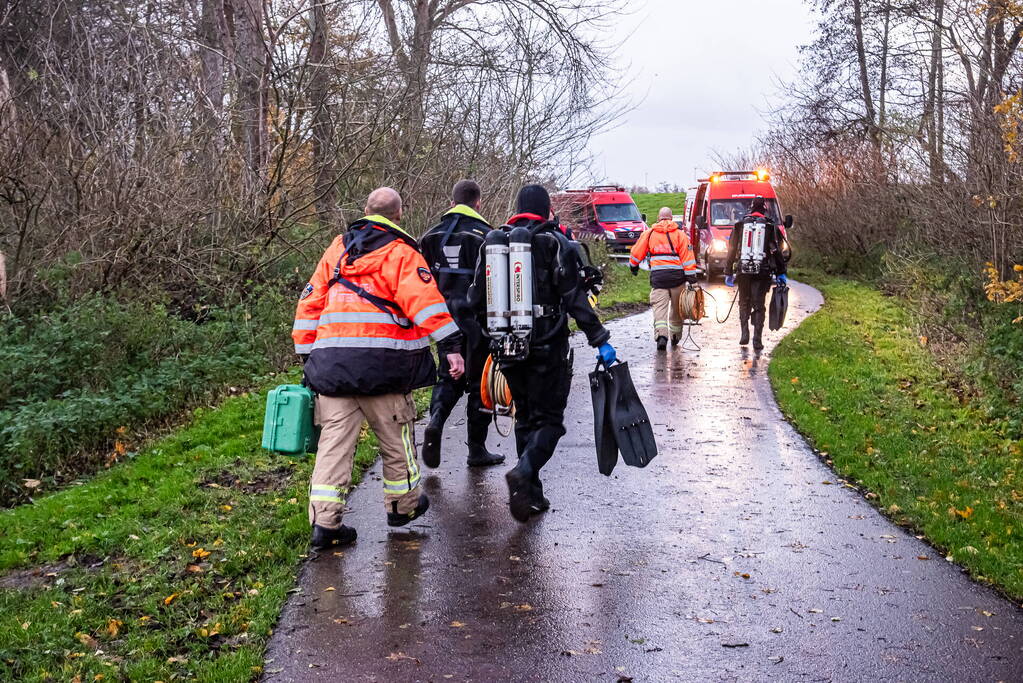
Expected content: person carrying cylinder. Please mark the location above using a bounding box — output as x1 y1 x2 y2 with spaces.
418 180 504 469
469 184 615 522
724 195 788 351
628 207 699 350
293 187 465 549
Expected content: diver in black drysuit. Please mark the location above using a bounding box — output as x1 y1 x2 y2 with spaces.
725 196 788 351
470 184 615 522
419 180 504 468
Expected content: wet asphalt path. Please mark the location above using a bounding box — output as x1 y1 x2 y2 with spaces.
265 281 1023 682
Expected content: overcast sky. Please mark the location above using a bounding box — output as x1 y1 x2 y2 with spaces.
586 0 817 188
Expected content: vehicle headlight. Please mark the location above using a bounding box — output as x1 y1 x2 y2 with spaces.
604 230 616 240
712 239 727 253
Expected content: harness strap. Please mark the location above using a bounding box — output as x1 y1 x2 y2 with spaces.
433 213 476 276
326 229 414 330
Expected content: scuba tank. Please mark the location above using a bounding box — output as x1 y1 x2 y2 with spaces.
508 227 533 339
484 230 510 337
738 217 767 275
503 226 533 360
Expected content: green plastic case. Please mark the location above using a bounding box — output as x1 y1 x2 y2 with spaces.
261 384 319 455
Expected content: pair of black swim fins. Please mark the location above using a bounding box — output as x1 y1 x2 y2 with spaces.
589 360 657 476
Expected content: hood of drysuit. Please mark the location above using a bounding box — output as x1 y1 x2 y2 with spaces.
337 214 418 277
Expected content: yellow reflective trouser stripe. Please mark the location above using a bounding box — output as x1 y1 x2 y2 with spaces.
310 484 346 504
654 320 669 327
384 423 420 495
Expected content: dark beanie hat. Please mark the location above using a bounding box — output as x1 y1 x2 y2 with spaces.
751 196 766 213
516 184 551 218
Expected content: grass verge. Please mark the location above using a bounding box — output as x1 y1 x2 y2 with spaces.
0 370 390 682
632 192 687 220
771 272 1023 601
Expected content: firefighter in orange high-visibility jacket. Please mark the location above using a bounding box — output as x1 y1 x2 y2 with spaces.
293 187 465 550
629 207 698 350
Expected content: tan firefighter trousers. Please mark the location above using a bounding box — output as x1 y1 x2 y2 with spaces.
650 285 684 340
308 392 422 529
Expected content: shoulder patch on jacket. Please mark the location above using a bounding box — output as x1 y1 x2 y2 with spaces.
417 267 433 283
300 283 314 300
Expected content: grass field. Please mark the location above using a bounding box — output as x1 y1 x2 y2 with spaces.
633 192 687 222
771 273 1023 601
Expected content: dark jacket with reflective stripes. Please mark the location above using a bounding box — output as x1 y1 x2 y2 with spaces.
419 205 491 338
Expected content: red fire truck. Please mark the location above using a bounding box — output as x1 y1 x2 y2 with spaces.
683 170 792 279
552 185 648 254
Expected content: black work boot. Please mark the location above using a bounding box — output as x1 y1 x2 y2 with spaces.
739 313 750 345
421 417 443 469
311 524 357 549
656 335 668 351
387 494 430 527
466 443 505 467
670 333 681 346
752 326 764 351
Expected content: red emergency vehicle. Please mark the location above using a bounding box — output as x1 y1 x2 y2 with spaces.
552 185 648 254
682 170 793 279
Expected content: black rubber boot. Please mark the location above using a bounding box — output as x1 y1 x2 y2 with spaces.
656 335 668 351
670 333 680 346
421 417 443 469
740 323 750 346
752 326 764 351
311 524 357 549
505 465 537 523
466 443 505 467
387 494 430 527
531 477 550 515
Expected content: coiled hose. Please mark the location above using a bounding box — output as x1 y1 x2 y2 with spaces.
480 355 514 436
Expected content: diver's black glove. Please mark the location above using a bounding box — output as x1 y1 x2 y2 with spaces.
630 266 639 276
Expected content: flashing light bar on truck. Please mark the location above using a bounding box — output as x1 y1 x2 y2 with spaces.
699 170 771 183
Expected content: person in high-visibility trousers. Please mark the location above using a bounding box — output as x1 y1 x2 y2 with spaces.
629 207 698 350
293 187 465 549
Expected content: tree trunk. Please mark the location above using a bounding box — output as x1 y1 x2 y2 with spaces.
233 0 268 192
852 0 880 149
199 0 227 130
308 1 336 221
925 0 944 183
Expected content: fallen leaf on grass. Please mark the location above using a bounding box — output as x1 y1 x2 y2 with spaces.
164 593 180 606
185 564 204 574
22 479 41 489
953 506 974 519
192 548 211 560
106 619 122 638
75 632 99 649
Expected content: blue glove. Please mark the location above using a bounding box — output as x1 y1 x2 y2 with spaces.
777 274 788 285
725 274 735 287
597 342 617 366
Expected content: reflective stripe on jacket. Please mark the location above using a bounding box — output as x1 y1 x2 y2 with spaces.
629 220 698 273
293 215 460 396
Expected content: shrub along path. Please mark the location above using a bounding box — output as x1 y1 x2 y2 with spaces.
265 282 1023 681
